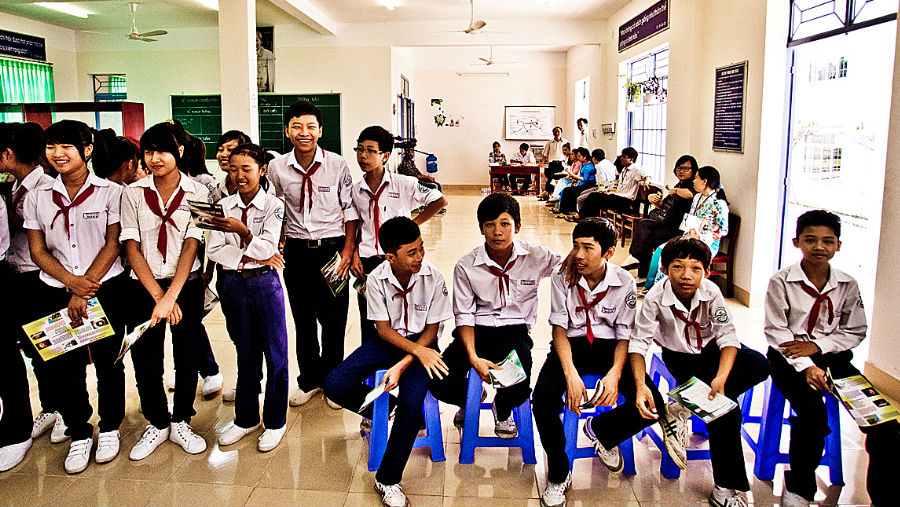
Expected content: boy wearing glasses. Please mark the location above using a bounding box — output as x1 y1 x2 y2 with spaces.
350 126 447 344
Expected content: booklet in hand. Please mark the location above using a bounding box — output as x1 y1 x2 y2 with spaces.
488 349 528 389
22 297 116 361
580 378 606 409
321 252 348 296
667 376 738 423
826 368 900 427
359 383 400 413
187 200 225 231
115 320 153 364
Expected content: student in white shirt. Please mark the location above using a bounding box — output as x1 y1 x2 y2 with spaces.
765 210 899 507
210 130 252 203
508 142 537 192
120 122 210 461
90 129 140 187
323 217 453 507
575 118 590 150
0 122 63 453
24 120 130 474
630 237 769 507
267 101 359 408
207 143 289 453
532 218 665 507
350 126 447 344
430 193 559 438
541 126 569 197
580 147 651 218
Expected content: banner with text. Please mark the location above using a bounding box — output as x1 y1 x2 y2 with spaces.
618 0 669 53
712 61 748 153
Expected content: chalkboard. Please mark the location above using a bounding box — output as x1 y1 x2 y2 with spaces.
170 93 342 159
712 62 747 153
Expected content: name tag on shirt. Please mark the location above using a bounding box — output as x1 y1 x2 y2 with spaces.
519 279 536 286
317 186 331 193
177 204 190 212
601 306 617 314
389 191 401 199
414 303 427 312
82 211 101 219
253 216 265 223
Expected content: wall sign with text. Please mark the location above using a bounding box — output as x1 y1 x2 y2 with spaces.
618 0 669 53
712 61 748 153
0 29 46 61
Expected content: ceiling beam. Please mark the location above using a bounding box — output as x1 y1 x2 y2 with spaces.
267 0 336 36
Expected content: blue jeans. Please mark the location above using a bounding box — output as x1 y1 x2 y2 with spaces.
219 269 289 429
323 336 432 485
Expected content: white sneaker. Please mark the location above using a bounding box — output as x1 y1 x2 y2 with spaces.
201 373 224 397
169 421 207 454
217 421 261 446
257 426 286 452
64 438 92 474
325 397 341 410
0 439 32 472
582 416 623 472
540 471 571 507
491 402 517 438
32 412 56 438
781 489 810 507
94 430 120 463
129 425 170 460
659 402 689 469
289 387 321 407
222 388 237 403
50 413 69 443
166 377 176 391
709 485 748 507
374 480 409 507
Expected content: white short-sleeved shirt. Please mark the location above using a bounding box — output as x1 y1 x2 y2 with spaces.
764 263 867 372
510 151 536 165
267 147 359 240
119 173 207 279
352 171 443 258
542 139 569 163
365 259 453 338
548 264 637 340
8 168 54 272
629 278 741 356
191 173 217 196
595 159 617 184
210 178 276 203
206 189 284 270
454 240 560 329
613 164 648 200
23 174 124 288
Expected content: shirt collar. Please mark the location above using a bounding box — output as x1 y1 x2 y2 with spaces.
376 260 433 291
287 147 324 173
360 171 391 195
473 240 528 269
576 264 624 295
223 187 267 211
51 172 109 200
785 262 850 291
17 167 45 192
659 278 715 313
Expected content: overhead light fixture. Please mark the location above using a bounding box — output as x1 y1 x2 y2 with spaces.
457 71 509 77
35 2 91 18
381 0 397 10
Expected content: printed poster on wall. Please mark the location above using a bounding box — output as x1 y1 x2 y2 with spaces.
712 61 748 153
505 106 556 141
618 0 669 53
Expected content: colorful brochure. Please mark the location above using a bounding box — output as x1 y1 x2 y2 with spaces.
115 320 153 363
488 349 528 389
359 384 399 412
22 298 115 361
321 252 348 296
187 200 225 231
826 369 900 427
667 376 738 423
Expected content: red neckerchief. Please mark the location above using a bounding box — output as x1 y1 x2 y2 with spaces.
487 258 517 308
798 282 835 338
365 178 389 253
576 285 610 344
393 280 417 337
673 306 704 351
294 149 323 211
143 185 186 263
51 185 96 239
11 185 27 209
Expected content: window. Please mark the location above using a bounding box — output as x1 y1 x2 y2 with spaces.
623 47 669 182
93 74 127 101
789 0 898 45
0 58 55 122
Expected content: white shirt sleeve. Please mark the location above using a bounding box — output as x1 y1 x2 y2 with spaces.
22 189 41 231
412 179 443 208
106 184 123 225
452 260 477 327
614 278 638 341
709 291 741 350
118 187 141 243
427 274 454 325
243 198 283 264
365 277 390 322
184 185 209 243
763 275 814 372
629 296 658 356
548 273 569 329
818 279 867 355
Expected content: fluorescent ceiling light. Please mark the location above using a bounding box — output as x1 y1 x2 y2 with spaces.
35 2 91 18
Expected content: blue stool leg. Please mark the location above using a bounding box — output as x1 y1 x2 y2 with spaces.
753 378 786 481
420 392 446 462
459 370 481 464
619 433 636 475
368 370 390 472
515 401 537 464
824 394 844 486
563 409 578 470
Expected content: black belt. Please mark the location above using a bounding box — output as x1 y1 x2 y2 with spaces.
288 236 344 249
224 266 272 279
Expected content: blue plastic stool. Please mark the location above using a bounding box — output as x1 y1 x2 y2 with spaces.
739 377 843 485
459 367 537 464
362 369 445 472
562 374 637 474
645 353 711 479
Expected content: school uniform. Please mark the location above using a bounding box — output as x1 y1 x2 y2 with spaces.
351 171 443 343
119 173 208 430
207 189 289 430
765 263 899 505
532 265 666 483
430 240 559 420
23 174 128 441
541 138 569 194
322 259 452 486
580 164 648 218
630 277 769 492
509 150 536 191
268 147 359 392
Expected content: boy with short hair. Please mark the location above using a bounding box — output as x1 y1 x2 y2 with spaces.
532 218 670 507
630 236 769 507
430 193 560 438
509 143 536 192
323 216 453 507
765 210 899 507
350 126 447 344
579 147 650 218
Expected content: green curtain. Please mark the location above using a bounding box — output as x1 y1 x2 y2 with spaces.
0 58 56 123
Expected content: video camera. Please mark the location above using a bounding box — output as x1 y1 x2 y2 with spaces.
393 136 417 151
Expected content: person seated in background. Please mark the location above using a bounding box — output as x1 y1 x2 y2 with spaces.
548 143 577 205
398 145 442 192
565 149 615 218
489 141 509 190
557 147 595 216
578 147 650 220
509 142 536 192
540 126 569 199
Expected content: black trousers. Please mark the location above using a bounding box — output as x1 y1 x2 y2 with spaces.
356 256 386 344
130 275 204 429
558 182 595 214
544 161 564 193
628 220 682 278
580 193 634 218
283 237 349 391
768 347 900 506
532 338 666 483
13 269 62 418
32 274 130 440
662 344 769 491
429 325 533 420
0 262 32 447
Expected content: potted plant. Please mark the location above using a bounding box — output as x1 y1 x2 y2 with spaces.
624 79 642 111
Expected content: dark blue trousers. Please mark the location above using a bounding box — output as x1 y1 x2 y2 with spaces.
219 269 289 429
0 262 32 447
323 335 432 485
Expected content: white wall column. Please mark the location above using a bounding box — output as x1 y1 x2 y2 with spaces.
218 0 258 140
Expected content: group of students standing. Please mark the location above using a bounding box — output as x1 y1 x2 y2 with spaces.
0 100 898 507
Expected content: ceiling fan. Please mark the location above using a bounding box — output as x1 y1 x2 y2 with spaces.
472 46 521 66
449 0 487 34
125 2 167 42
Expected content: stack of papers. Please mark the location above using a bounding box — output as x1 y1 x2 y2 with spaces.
667 376 738 423
488 349 528 389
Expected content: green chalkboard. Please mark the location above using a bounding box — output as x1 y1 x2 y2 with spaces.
170 93 342 159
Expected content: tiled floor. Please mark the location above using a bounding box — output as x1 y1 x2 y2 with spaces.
0 189 873 506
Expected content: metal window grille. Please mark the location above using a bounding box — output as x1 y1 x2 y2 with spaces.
625 48 669 182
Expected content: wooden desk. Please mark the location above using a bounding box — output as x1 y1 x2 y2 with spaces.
489 164 541 195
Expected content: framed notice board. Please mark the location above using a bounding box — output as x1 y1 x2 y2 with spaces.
259 94 342 155
170 95 222 157
712 61 747 153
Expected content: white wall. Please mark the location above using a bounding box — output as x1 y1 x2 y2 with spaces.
565 45 607 152
411 47 567 185
0 12 80 103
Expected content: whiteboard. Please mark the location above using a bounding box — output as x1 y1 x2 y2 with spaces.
505 106 556 140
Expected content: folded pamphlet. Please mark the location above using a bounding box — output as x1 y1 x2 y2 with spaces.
826 368 900 427
321 252 348 296
22 298 115 361
580 378 606 409
359 383 400 412
115 320 153 363
187 200 226 231
488 349 527 389
667 376 738 423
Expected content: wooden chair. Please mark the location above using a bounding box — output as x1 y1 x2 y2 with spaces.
709 213 739 298
616 184 661 246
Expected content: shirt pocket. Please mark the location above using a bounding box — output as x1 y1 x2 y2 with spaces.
514 278 539 303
